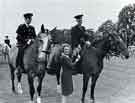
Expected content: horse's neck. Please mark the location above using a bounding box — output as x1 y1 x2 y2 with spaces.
95 38 110 57
25 40 39 56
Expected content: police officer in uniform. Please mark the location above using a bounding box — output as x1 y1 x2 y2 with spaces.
4 36 11 48
71 14 91 62
16 13 36 73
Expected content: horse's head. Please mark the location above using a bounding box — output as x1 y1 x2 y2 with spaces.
2 43 10 54
107 33 129 59
49 27 66 44
37 26 52 61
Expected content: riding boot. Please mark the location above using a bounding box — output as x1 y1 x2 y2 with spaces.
16 46 25 73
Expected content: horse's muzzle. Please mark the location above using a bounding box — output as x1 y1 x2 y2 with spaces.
125 55 129 59
38 52 47 62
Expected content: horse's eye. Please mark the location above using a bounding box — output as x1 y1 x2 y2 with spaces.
116 41 120 44
39 39 43 43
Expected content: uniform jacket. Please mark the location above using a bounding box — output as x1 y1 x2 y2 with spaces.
4 39 10 45
71 25 89 48
16 24 36 46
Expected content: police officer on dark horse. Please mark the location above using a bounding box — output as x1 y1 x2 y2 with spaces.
16 13 36 75
46 14 91 74
71 14 91 68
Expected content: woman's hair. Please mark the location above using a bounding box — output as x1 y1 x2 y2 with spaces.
62 43 71 49
62 43 72 56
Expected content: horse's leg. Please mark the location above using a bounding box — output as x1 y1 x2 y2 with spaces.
81 74 90 103
28 74 35 102
90 74 100 102
2 53 5 63
56 66 61 93
4 54 6 62
16 67 23 94
36 73 45 103
56 69 60 85
9 64 16 93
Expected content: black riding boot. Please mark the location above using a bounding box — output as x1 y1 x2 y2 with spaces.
16 47 25 73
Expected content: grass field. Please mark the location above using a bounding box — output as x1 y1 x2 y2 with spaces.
0 56 135 103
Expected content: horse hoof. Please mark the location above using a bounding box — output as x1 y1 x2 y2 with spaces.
18 88 23 94
57 85 61 94
17 83 23 94
89 99 95 103
81 99 85 103
37 96 41 103
61 96 66 103
27 100 34 103
12 88 16 93
12 90 17 94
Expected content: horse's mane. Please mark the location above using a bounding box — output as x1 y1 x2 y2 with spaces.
28 38 40 53
91 37 105 47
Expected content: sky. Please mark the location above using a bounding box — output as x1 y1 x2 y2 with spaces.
0 0 135 43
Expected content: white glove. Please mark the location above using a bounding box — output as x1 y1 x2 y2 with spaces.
86 41 91 46
75 55 80 62
27 39 31 45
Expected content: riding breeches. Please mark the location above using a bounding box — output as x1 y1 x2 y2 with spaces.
16 47 25 68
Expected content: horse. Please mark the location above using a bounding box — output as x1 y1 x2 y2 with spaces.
1 43 10 62
7 29 52 103
50 28 129 103
80 33 129 103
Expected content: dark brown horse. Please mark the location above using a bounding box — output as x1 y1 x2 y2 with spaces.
7 30 52 103
47 28 72 92
50 29 129 103
79 33 129 103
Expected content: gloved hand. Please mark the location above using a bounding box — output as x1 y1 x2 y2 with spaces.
85 41 91 47
27 39 35 45
27 39 31 45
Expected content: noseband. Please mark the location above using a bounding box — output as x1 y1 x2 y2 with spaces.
41 50 50 54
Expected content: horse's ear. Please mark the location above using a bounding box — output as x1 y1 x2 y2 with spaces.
41 24 45 33
50 26 57 33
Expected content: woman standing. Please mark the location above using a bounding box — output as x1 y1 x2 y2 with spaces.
60 43 79 103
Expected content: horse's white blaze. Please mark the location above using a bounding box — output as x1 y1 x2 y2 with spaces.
38 35 49 59
42 36 49 52
37 96 41 103
38 52 46 60
17 82 23 94
57 84 61 94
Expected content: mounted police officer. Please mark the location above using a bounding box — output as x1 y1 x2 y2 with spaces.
16 13 36 73
71 14 91 61
4 36 11 48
